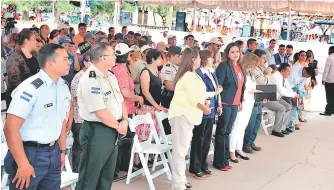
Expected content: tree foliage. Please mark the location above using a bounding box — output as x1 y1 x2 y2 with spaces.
121 1 136 13
56 1 75 13
90 1 115 17
2 0 51 11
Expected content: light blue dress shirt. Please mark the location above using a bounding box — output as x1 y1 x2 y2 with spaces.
288 66 307 92
7 70 71 144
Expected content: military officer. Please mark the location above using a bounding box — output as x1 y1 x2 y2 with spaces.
161 46 182 108
75 42 128 190
4 43 71 190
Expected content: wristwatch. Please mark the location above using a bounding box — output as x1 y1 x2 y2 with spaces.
60 150 67 154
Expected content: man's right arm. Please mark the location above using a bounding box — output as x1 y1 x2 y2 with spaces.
4 114 29 167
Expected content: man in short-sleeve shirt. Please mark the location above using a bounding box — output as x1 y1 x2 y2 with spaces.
75 43 128 190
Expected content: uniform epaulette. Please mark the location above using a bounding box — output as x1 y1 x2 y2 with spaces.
31 78 44 89
89 71 96 78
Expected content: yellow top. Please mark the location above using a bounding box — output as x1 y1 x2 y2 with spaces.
168 71 206 125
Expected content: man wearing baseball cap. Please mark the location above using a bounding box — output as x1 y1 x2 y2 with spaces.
59 36 80 85
132 45 152 94
167 35 177 49
84 32 96 45
207 37 223 68
57 23 70 39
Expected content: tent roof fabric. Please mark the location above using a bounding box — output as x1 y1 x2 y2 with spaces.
137 0 334 14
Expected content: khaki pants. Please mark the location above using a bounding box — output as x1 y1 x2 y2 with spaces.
170 116 194 190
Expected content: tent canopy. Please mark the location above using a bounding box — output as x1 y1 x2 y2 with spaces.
137 0 334 14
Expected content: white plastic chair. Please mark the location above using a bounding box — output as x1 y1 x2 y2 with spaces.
60 154 79 189
208 123 216 162
261 108 275 135
126 113 172 190
152 111 173 171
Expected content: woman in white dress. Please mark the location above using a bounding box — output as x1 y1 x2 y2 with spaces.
229 54 262 162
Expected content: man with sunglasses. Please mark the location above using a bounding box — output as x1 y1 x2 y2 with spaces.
76 42 128 190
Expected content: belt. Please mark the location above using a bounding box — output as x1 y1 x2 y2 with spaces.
23 141 56 148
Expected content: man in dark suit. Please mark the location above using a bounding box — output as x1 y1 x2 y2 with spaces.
274 44 288 66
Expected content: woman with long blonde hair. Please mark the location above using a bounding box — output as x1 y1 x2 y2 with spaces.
229 54 263 162
169 48 210 190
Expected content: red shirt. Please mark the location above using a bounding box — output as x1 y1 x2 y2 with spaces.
232 63 244 105
221 63 244 106
112 63 136 114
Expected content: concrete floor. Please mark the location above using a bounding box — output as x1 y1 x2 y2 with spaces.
112 113 334 190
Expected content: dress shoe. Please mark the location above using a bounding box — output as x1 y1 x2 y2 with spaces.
295 126 300 130
191 172 206 180
202 169 213 176
251 143 262 151
230 158 239 163
272 131 285 137
320 112 332 116
243 145 254 153
286 128 294 133
282 130 290 135
236 151 250 160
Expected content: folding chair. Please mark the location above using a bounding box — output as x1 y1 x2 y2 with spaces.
208 123 216 162
126 113 172 190
60 154 79 189
261 108 275 135
152 111 172 171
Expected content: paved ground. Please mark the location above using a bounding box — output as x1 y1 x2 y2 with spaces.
112 113 334 190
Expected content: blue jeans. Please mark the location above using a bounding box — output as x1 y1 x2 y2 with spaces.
4 143 61 190
244 102 262 147
213 105 238 169
287 106 298 130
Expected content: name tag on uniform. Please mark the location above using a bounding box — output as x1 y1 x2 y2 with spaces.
105 91 111 96
44 103 53 108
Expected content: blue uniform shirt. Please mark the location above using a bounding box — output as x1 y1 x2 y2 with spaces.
7 70 71 144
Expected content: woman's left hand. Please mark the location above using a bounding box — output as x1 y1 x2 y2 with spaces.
217 107 223 116
238 104 243 112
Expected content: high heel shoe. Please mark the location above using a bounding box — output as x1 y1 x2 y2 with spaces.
230 158 239 163
236 151 250 160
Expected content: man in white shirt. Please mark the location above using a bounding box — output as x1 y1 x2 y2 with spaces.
321 46 334 116
265 63 299 137
264 39 276 66
286 44 294 65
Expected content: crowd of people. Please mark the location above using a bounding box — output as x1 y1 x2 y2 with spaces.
1 20 334 190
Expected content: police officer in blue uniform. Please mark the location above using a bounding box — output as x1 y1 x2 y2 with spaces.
4 43 71 190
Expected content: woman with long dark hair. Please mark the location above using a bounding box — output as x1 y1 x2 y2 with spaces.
304 50 318 113
6 28 38 106
169 47 210 190
213 43 245 171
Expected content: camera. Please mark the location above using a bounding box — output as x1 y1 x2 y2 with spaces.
5 17 17 36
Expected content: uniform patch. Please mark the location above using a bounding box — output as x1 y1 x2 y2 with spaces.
89 71 96 78
255 75 260 79
44 103 53 108
165 70 171 75
23 91 33 98
20 96 30 102
91 87 101 94
31 78 44 89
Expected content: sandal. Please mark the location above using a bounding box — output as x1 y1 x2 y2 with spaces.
185 183 192 189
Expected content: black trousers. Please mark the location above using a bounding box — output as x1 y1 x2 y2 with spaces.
71 122 82 173
189 118 214 174
213 105 238 169
325 82 334 113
